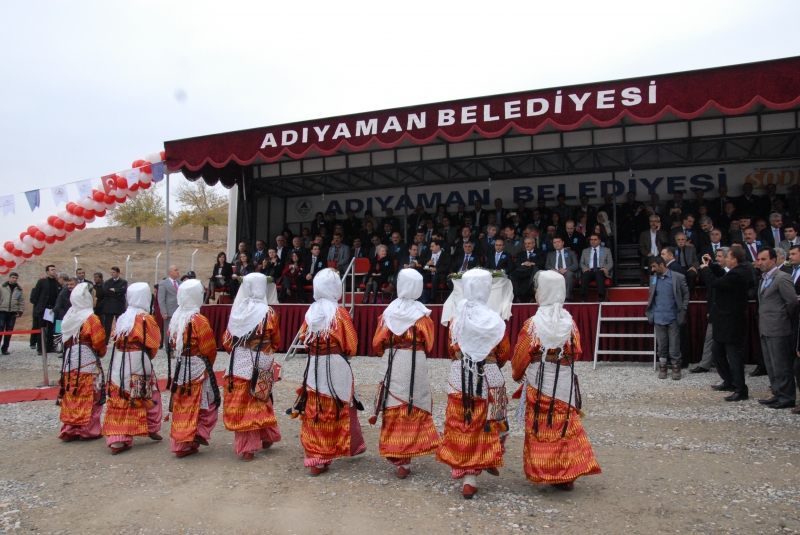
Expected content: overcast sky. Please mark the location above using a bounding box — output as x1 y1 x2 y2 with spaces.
1 0 798 240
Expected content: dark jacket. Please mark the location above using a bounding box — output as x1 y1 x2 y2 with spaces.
484 250 513 273
450 253 480 275
53 285 72 321
210 261 233 284
93 282 105 317
31 277 60 315
700 263 751 345
102 277 128 315
259 257 284 279
419 248 452 277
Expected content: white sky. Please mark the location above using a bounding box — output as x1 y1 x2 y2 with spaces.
1 0 798 239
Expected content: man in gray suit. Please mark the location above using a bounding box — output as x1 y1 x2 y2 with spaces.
157 265 181 349
579 234 613 302
674 233 700 295
755 248 798 409
327 233 351 273
646 256 689 380
545 236 579 302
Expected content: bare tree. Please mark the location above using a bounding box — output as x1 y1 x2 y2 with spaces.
173 180 228 242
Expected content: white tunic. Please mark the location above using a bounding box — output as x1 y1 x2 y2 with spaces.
305 354 354 404
378 348 433 413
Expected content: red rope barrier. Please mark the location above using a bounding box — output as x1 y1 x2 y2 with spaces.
0 330 41 336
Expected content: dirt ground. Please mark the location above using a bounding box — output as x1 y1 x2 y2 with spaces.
1 353 799 535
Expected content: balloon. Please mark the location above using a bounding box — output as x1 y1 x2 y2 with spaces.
47 215 57 226
103 194 115 205
44 235 56 244
32 238 44 248
66 202 75 213
95 209 106 217
64 223 75 233
27 226 38 236
113 188 127 199
63 213 76 224
139 173 153 185
32 247 44 256
72 215 85 225
34 231 45 241
82 209 94 219
21 235 33 246
6 260 15 268
74 222 86 231
0 258 5 268
57 209 67 219
140 180 151 190
93 190 104 203
146 152 162 163
56 234 66 242
128 181 139 192
159 151 165 160
127 189 139 198
21 243 32 254
53 219 65 230
3 242 13 253
42 225 55 236
85 214 96 223
132 159 146 168
115 176 128 190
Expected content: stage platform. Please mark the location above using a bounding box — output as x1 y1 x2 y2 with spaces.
190 301 759 364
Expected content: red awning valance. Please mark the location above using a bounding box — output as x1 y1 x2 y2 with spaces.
165 56 800 172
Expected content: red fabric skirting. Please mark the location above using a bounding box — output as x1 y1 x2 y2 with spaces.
200 302 761 363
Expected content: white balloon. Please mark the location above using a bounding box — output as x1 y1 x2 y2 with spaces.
1 250 12 262
17 258 26 267
57 209 68 219
22 235 33 246
42 225 55 237
12 238 23 250
77 197 93 208
32 239 44 248
85 215 95 224
54 228 66 237
21 243 32 254
113 189 127 199
62 213 75 224
93 200 105 212
127 189 139 199
146 152 162 163
37 219 48 229
104 202 116 211
140 173 153 184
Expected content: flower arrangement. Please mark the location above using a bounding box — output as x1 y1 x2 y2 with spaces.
447 267 507 280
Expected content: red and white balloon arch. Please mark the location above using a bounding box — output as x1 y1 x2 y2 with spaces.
0 151 165 275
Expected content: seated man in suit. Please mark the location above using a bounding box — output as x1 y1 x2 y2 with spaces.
484 237 512 274
350 238 368 259
701 229 726 259
303 244 327 285
412 230 430 259
452 226 476 257
778 223 800 252
760 213 785 248
450 241 480 277
670 214 697 247
326 233 351 273
502 225 523 258
439 216 458 246
420 239 451 304
477 224 500 261
509 237 542 302
388 232 408 260
579 234 613 302
639 214 670 281
674 233 699 294
742 227 761 265
545 236 579 302
399 243 425 277
661 246 684 274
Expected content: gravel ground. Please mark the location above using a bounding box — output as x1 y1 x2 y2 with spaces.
1 341 799 534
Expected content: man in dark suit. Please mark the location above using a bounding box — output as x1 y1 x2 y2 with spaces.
102 266 128 344
760 213 785 248
736 183 760 217
351 238 368 259
699 247 751 401
579 234 613 302
398 243 425 277
545 236 579 300
304 244 326 281
381 222 395 246
674 233 699 295
439 216 458 246
484 238 513 274
342 209 362 242
388 232 408 260
661 247 683 274
639 215 670 281
470 200 488 228
30 264 60 351
691 247 730 374
477 224 501 261
509 237 542 302
452 226 476 257
700 229 726 259
670 214 697 247
368 235 384 261
381 208 401 233
664 191 689 229
778 223 800 252
274 236 290 264
492 198 508 228
450 241 480 275
420 240 451 304
754 248 798 409
252 240 268 266
573 195 597 230
742 227 761 264
711 185 732 219
562 220 586 257
407 204 429 237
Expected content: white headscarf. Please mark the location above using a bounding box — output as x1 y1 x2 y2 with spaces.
168 280 204 357
381 269 430 336
114 282 152 340
597 211 613 236
531 270 574 353
450 270 506 362
60 282 95 343
303 268 341 343
228 273 272 341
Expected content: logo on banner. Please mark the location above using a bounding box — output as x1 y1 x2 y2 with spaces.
294 198 313 221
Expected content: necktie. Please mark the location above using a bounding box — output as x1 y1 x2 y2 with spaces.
461 255 469 272
794 266 799 283
593 248 598 269
426 230 432 242
680 249 687 268
775 228 781 243
173 280 178 292
557 252 563 270
496 253 501 266
311 257 317 274
527 251 532 261
712 244 717 253
332 247 338 261
750 244 757 260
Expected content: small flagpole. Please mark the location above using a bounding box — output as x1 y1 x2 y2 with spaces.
165 171 170 280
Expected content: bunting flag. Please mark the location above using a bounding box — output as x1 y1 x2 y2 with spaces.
125 168 140 183
151 161 165 182
51 185 69 206
24 190 40 212
0 195 15 216
76 180 93 200
101 174 117 194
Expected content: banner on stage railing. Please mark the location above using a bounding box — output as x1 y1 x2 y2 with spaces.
284 159 800 223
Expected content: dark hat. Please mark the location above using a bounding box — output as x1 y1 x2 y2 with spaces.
186 271 196 278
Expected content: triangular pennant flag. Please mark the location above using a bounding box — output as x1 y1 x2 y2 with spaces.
76 180 93 199
125 168 140 184
151 162 165 182
0 195 15 216
51 185 69 206
24 189 40 212
101 175 117 194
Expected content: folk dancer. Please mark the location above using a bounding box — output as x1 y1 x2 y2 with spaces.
288 268 365 476
102 282 163 454
222 273 282 461
166 280 220 458
370 269 441 479
57 282 107 441
436 269 511 499
511 270 601 490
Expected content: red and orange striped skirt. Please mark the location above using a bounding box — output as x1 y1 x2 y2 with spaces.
436 393 504 471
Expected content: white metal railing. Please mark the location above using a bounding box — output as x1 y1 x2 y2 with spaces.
593 302 657 371
191 248 199 273
125 255 131 281
154 252 162 286
340 257 356 316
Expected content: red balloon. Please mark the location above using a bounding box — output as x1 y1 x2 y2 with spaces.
140 181 151 190
116 196 127 204
141 163 152 174
83 209 95 218
19 232 27 241
96 208 107 217
27 226 38 236
74 206 84 218
93 190 105 203
55 234 66 242
44 235 56 244
21 251 32 259
66 202 76 213
129 182 139 192
115 176 128 190
0 258 5 268
32 247 44 255
103 194 115 205
132 159 146 168
74 222 86 230
64 223 75 233
53 219 65 230
6 260 15 269
159 151 165 160
47 215 58 225
11 248 21 257
4 242 14 253
34 231 45 241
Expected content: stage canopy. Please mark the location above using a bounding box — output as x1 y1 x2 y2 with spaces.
166 56 800 197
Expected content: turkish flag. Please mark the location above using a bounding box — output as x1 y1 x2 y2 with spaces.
101 174 117 194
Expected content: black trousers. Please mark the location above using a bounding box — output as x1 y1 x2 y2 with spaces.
0 312 17 352
422 272 447 304
712 340 747 395
680 322 691 367
509 268 536 301
580 269 608 299
102 313 122 344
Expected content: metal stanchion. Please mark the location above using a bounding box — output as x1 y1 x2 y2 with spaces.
39 327 51 387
